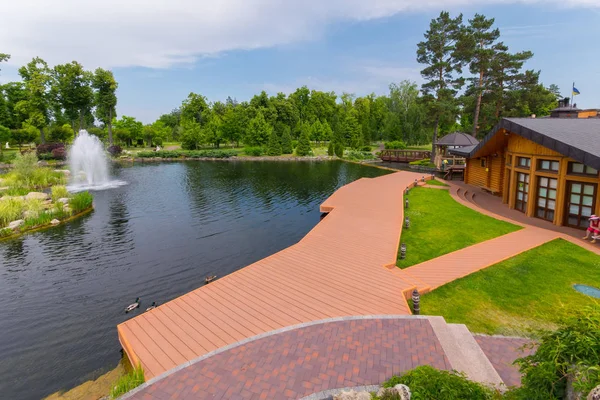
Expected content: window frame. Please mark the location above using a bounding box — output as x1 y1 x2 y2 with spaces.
516 156 531 169
537 159 560 173
567 162 598 177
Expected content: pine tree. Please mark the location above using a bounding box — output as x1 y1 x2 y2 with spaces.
266 129 282 156
295 128 312 156
417 11 465 162
334 142 344 158
245 111 271 146
327 141 334 156
280 126 293 154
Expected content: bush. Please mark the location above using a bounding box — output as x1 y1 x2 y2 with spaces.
0 198 24 227
107 145 123 157
327 142 334 156
12 152 39 179
508 305 600 399
382 366 498 400
244 147 263 157
295 130 312 156
345 151 376 161
334 142 344 158
51 147 67 160
136 150 236 159
51 185 69 202
384 140 407 150
361 145 372 152
69 191 93 213
110 365 145 399
36 143 65 157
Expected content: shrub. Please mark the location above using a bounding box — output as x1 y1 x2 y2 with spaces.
334 142 344 158
291 140 298 149
361 145 372 152
136 150 236 159
384 140 407 150
69 191 93 213
383 365 498 400
110 365 145 399
281 128 293 154
51 185 69 202
107 145 123 157
327 142 334 156
509 305 600 399
295 130 312 156
266 130 282 156
12 152 39 179
36 142 65 157
0 198 24 227
244 147 263 156
346 151 376 161
51 147 67 160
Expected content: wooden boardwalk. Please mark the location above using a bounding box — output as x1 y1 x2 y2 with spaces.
118 171 426 380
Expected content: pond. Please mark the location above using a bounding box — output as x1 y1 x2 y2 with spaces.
0 160 389 400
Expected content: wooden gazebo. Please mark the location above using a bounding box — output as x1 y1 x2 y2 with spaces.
435 132 479 169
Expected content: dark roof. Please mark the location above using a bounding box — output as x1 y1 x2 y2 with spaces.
460 118 600 170
436 132 479 146
448 144 477 156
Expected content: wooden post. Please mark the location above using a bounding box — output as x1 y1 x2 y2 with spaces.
412 289 420 315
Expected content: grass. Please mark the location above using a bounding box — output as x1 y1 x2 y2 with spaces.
426 179 447 187
51 185 69 202
398 187 520 268
0 197 24 226
420 239 600 336
69 191 93 213
406 144 432 150
110 365 145 398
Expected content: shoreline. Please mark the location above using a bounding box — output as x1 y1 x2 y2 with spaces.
0 206 94 241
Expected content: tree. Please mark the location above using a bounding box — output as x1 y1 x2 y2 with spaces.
0 53 9 73
204 115 223 148
246 111 271 147
342 110 362 149
181 92 209 124
280 126 293 154
11 127 37 150
92 68 118 145
327 141 334 156
323 121 333 143
221 105 243 147
47 123 74 143
52 61 94 132
417 11 465 162
548 84 561 100
16 57 51 143
180 120 204 150
266 129 282 156
113 115 143 146
310 119 325 144
0 82 27 129
295 128 312 156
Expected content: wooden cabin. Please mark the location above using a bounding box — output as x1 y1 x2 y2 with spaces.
451 103 600 229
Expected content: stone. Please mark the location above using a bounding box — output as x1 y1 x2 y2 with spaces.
25 192 49 201
0 186 8 192
51 219 60 225
53 169 71 175
58 198 70 204
393 384 411 399
588 385 600 400
23 210 37 219
63 206 72 214
37 160 49 166
333 390 371 400
8 220 24 229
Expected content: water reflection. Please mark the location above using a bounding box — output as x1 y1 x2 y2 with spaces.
0 160 389 399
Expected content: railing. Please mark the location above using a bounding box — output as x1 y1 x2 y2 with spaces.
379 150 432 163
436 155 466 169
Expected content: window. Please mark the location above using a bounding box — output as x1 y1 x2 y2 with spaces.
538 159 559 172
568 162 598 176
536 176 557 222
515 172 529 213
565 182 597 228
517 157 531 168
480 158 487 168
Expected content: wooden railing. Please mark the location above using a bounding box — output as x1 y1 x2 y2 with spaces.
379 150 432 163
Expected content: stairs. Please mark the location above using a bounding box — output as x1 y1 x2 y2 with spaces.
428 316 506 389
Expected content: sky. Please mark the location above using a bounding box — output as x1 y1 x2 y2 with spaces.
1 0 599 123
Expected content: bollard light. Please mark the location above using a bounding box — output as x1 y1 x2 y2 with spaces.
405 216 410 229
405 198 409 209
412 289 420 315
421 176 425 182
400 243 406 260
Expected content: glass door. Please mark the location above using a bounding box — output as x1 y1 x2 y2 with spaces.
515 172 529 213
565 181 597 228
536 176 557 222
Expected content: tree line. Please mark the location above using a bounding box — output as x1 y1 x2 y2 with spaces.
0 10 560 154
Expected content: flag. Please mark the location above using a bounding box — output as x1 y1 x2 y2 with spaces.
573 87 581 96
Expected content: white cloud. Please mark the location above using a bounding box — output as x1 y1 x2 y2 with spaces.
0 0 597 69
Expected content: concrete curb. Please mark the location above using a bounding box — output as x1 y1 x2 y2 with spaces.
299 385 381 400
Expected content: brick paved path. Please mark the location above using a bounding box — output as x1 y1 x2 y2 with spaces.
474 335 536 388
125 318 450 400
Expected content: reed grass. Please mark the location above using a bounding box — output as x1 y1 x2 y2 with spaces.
110 365 145 398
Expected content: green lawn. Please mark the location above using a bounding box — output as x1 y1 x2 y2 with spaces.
420 239 600 337
426 179 448 187
398 187 520 268
406 144 433 150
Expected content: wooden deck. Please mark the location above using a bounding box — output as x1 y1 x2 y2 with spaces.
118 171 427 380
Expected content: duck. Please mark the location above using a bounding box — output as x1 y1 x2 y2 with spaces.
205 275 217 284
146 302 157 312
125 297 140 313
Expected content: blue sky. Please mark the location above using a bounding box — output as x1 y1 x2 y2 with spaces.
1 1 599 123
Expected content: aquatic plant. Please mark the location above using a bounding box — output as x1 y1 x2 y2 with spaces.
110 365 145 398
69 191 93 213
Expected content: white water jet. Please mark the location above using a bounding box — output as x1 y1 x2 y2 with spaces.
68 130 126 191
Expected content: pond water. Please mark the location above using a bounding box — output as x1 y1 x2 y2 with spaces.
0 161 389 400
573 284 600 299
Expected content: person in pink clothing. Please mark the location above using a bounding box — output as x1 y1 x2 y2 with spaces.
583 215 600 243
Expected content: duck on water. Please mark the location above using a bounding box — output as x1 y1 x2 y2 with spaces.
125 298 140 313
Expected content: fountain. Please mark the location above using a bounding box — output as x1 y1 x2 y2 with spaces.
68 130 126 191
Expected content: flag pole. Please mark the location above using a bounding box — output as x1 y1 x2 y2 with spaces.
571 82 574 108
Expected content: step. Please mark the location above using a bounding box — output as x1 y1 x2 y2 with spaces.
428 317 504 387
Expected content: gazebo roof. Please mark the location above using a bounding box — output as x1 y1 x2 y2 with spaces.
436 132 479 147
